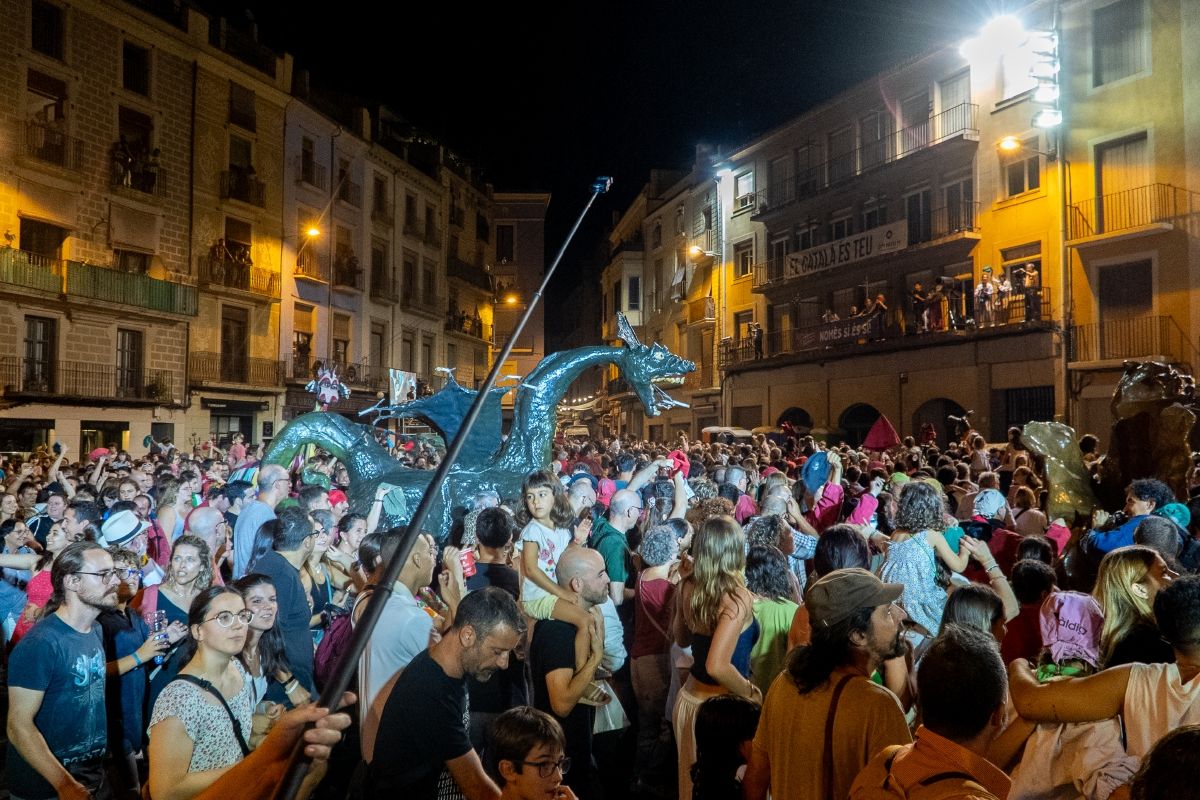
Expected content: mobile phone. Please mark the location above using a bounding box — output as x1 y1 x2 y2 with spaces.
459 548 477 578
191 492 202 507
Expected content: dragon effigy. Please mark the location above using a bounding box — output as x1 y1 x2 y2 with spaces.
263 313 694 537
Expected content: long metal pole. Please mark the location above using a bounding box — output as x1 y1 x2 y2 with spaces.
273 177 611 799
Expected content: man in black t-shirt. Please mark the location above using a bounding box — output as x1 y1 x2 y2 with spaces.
368 586 524 799
8 541 118 800
529 547 609 800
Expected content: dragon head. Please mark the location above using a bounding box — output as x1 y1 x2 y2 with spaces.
614 312 695 417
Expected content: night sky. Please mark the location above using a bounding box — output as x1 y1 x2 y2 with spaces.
212 0 1011 344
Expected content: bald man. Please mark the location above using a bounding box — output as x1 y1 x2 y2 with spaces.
589 488 640 605
234 464 290 577
187 505 231 582
529 546 608 800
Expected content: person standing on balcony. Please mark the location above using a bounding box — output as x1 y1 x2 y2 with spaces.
975 266 996 328
751 324 763 359
909 282 928 334
1020 262 1041 322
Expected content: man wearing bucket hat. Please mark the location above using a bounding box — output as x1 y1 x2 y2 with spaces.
102 509 165 586
743 568 913 800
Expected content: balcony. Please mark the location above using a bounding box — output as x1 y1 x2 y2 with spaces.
0 356 178 404
286 357 388 392
19 121 84 171
337 179 362 208
445 311 491 342
1068 183 1200 242
67 260 197 315
447 254 492 291
294 157 327 191
110 150 161 197
687 296 716 325
198 255 280 300
753 201 980 293
332 256 362 290
0 250 197 315
722 288 1053 370
424 224 442 246
189 351 283 387
752 103 979 214
403 218 422 239
294 250 329 283
370 271 398 302
219 170 265 207
1069 316 1196 368
371 199 393 226
449 205 466 228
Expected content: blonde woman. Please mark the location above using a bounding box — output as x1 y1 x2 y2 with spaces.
135 534 215 628
156 475 189 544
1094 545 1177 667
671 514 758 800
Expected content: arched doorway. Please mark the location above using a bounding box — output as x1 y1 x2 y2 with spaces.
838 403 881 447
912 398 967 448
776 407 814 432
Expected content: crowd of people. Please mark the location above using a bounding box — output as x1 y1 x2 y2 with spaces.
2 422 1200 800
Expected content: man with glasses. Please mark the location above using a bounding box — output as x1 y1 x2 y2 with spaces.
233 464 290 578
7 541 120 800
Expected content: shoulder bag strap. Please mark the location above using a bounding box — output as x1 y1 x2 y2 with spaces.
173 674 251 756
636 574 672 641
821 673 857 799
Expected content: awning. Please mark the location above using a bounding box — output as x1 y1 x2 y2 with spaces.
200 398 269 414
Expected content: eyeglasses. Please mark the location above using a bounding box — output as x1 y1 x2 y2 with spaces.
204 610 254 627
520 757 571 778
113 567 143 580
74 569 122 582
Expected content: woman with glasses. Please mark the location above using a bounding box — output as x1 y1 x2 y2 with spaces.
233 573 307 707
303 509 336 644
99 546 186 799
8 519 85 644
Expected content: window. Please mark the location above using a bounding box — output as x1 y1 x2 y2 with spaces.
31 1 64 60
794 223 818 252
402 253 417 300
229 134 252 171
422 262 436 305
796 143 821 194
401 331 415 371
628 276 640 311
404 194 418 228
862 202 888 231
117 106 156 191
123 42 150 95
944 178 974 232
828 127 854 183
651 223 662 249
999 387 1055 434
300 137 316 185
1094 0 1146 87
24 70 71 167
373 176 388 214
370 322 386 368
900 93 930 152
734 240 754 277
24 315 56 391
113 249 151 273
220 306 249 382
424 205 436 236
1098 259 1151 321
421 336 434 379
19 217 66 259
229 82 255 130
612 279 622 313
116 329 143 397
1003 144 1040 197
859 111 891 170
446 341 457 372
734 171 755 209
828 214 852 242
475 211 489 242
1000 48 1037 100
905 189 933 243
732 311 753 343
332 314 350 364
767 156 792 206
370 240 389 295
674 204 685 234
293 303 314 366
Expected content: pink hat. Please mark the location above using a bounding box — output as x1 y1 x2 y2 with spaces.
668 449 690 477
596 477 617 508
328 489 348 507
1039 591 1103 668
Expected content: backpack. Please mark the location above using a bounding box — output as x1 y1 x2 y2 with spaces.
314 587 373 691
851 744 993 800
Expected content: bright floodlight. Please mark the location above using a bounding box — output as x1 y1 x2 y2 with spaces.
1032 108 1063 128
1034 84 1060 103
306 227 320 237
961 15 1026 61
998 136 1022 152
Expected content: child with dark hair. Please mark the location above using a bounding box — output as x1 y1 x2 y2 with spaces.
1002 559 1058 664
485 706 575 800
691 695 761 800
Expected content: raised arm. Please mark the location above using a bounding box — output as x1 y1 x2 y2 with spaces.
1007 658 1130 723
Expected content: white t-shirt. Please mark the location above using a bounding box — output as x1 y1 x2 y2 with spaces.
357 589 433 762
520 519 571 603
1124 662 1200 758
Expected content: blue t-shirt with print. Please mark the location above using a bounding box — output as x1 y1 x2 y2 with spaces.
6 614 108 799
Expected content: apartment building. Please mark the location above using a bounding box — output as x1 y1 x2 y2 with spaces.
444 152 495 389
492 192 549 416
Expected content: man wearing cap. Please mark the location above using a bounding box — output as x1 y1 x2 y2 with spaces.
743 568 912 800
850 626 1014 800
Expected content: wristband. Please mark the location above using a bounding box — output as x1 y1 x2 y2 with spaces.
132 651 143 667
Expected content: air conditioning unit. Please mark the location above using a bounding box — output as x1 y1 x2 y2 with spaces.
736 194 755 210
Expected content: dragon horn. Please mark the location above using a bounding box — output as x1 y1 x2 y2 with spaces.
615 312 644 350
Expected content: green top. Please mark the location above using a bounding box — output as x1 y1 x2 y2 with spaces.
750 597 800 695
589 517 629 584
